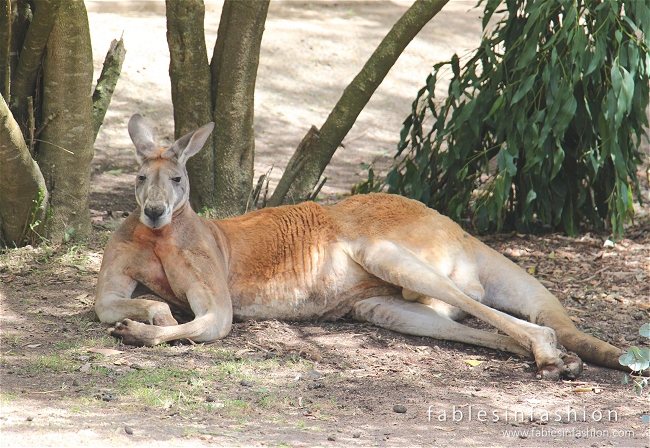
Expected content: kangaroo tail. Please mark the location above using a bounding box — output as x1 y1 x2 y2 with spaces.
535 302 624 370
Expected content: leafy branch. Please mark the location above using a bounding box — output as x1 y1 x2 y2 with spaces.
359 0 650 237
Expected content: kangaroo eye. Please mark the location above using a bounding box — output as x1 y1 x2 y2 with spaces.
138 175 146 182
172 176 182 183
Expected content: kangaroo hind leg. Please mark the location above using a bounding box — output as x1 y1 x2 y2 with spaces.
352 240 580 379
352 295 530 357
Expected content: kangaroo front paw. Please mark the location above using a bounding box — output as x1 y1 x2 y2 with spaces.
109 319 161 346
537 353 583 380
151 313 178 327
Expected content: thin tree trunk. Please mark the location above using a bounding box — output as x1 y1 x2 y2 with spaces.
0 0 11 101
8 1 32 101
166 0 214 212
209 0 269 218
9 0 61 122
37 0 94 243
0 94 48 246
268 0 450 206
92 37 126 140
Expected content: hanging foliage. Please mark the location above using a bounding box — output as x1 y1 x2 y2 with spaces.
359 0 649 237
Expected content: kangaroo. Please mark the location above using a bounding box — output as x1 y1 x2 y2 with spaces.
95 114 624 379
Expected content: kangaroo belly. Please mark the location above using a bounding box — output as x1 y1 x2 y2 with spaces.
229 243 398 321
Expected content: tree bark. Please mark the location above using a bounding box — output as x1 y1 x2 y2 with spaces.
268 0 450 206
0 94 48 246
209 0 269 218
92 37 126 140
0 0 11 101
8 1 33 102
9 0 61 122
37 0 94 243
166 0 215 212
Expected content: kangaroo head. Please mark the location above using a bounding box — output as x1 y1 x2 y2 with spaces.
128 114 214 229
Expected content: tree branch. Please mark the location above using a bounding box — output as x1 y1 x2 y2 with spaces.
92 37 126 140
268 0 450 206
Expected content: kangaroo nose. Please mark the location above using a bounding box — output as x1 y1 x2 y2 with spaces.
144 204 165 222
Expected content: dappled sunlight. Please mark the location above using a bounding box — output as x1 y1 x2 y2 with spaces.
88 1 484 200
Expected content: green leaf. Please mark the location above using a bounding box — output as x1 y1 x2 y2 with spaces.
640 323 650 338
611 64 622 93
619 350 635 367
486 95 505 119
620 67 635 113
551 146 565 179
525 189 537 206
512 74 536 104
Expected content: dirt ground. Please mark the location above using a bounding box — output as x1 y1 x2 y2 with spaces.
1 1 650 447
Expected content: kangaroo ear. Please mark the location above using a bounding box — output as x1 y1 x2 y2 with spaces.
128 114 156 164
170 122 214 165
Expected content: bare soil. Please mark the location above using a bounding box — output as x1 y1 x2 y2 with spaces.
1 1 649 447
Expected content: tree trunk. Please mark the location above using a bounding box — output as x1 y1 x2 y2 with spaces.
209 0 269 218
0 0 11 101
166 0 215 212
9 0 61 123
0 94 48 246
7 1 33 103
268 0 450 206
37 0 94 243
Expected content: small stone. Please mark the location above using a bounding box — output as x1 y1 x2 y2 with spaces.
327 434 336 441
124 425 133 435
26 416 34 422
393 405 407 413
240 379 254 387
353 431 361 438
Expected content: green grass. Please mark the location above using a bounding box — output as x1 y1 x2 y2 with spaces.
32 354 81 373
0 392 18 404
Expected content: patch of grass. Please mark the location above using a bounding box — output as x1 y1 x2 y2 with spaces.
295 419 321 431
115 367 215 410
52 334 115 352
182 428 222 439
1 332 24 347
0 392 18 403
34 354 81 373
222 399 250 417
17 354 81 375
54 340 79 350
82 335 117 348
58 244 101 272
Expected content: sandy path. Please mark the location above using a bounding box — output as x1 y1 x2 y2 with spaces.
88 0 483 206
